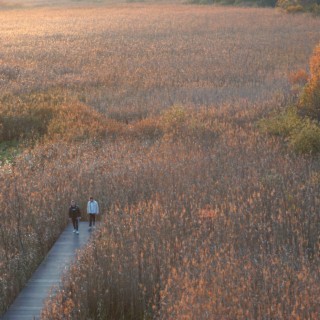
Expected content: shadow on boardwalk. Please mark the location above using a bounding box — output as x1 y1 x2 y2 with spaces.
1 222 92 320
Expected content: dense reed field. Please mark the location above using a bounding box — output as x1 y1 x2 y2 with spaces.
1 3 320 319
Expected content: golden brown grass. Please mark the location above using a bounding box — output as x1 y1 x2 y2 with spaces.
1 5 320 114
0 3 320 319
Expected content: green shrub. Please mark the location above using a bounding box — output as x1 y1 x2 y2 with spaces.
259 107 303 137
290 120 320 154
260 106 320 154
261 44 320 155
0 141 20 166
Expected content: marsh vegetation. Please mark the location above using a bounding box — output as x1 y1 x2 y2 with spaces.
0 3 319 319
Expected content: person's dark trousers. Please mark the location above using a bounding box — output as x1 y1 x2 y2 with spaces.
89 214 96 227
72 217 79 231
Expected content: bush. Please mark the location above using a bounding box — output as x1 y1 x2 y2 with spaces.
276 0 320 12
290 120 320 154
299 44 320 120
260 106 320 154
259 107 303 137
159 105 219 144
161 105 188 140
261 44 320 155
286 4 304 11
312 3 320 14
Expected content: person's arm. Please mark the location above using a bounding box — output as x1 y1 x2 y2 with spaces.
87 202 90 214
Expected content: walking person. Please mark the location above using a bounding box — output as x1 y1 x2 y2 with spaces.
69 200 81 234
87 196 99 229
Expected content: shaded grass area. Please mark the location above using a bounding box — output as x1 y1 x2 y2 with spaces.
0 141 20 166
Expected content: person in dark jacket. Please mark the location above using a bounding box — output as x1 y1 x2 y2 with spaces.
69 200 81 234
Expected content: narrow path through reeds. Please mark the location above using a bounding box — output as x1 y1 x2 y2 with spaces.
1 222 92 320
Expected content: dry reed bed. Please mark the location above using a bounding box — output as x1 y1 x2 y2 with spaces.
0 3 320 319
40 116 320 319
1 5 320 114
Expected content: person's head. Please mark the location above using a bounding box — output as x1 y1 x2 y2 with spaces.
71 200 76 206
89 197 94 202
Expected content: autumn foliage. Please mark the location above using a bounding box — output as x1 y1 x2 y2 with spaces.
261 43 320 154
299 44 320 120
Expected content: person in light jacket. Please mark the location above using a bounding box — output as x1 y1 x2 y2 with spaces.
69 200 81 234
87 196 99 228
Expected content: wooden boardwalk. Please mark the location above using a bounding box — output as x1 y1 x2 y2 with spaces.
1 222 92 320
